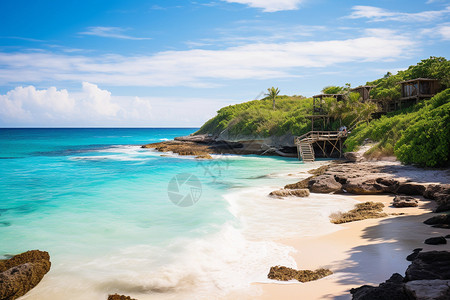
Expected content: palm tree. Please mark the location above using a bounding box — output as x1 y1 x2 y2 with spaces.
266 87 280 110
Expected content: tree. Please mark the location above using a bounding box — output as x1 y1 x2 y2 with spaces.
322 86 344 94
266 87 280 110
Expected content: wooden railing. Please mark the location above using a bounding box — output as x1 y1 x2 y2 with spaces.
295 131 347 145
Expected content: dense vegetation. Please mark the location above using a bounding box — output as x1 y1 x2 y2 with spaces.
197 57 449 167
345 88 450 167
196 96 312 137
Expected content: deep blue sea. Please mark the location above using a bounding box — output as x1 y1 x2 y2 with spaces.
0 128 357 299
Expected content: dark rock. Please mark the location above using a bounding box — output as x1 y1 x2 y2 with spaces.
375 178 399 193
269 189 310 198
446 235 450 239
425 237 447 245
404 279 450 300
407 248 423 261
424 214 450 229
350 273 408 300
395 182 426 196
174 134 214 143
0 260 51 300
268 266 332 282
393 195 419 207
405 251 450 281
107 294 137 300
308 175 342 193
423 184 450 212
284 177 312 190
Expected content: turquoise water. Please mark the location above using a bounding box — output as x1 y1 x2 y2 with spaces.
0 128 357 299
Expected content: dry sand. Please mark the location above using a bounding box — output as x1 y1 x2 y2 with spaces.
246 194 450 300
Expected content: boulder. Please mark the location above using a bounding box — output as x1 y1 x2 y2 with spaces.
269 189 310 198
350 273 408 300
0 250 50 273
392 195 419 207
424 237 447 245
407 248 423 262
405 251 450 281
0 250 51 300
308 175 342 193
395 182 426 196
0 260 51 300
404 279 450 300
107 294 137 300
344 152 361 162
284 177 312 190
423 184 450 212
423 214 450 229
344 178 387 195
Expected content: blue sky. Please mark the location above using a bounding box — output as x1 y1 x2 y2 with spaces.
0 0 449 127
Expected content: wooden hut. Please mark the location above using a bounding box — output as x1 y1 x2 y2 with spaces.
397 78 441 109
350 85 375 102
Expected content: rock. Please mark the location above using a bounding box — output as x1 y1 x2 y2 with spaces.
424 237 447 245
446 235 450 239
423 184 450 212
107 294 137 300
344 152 361 162
174 134 214 143
344 178 387 195
269 189 310 198
284 177 312 190
308 175 342 193
395 182 426 196
407 248 423 261
0 260 51 300
423 214 450 229
0 250 50 273
267 266 332 282
350 273 408 300
392 195 419 207
404 279 450 300
405 251 450 281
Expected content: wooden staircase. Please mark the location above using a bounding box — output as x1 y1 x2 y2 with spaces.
298 141 315 162
295 131 347 162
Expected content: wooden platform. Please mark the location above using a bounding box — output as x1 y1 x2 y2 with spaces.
295 131 347 162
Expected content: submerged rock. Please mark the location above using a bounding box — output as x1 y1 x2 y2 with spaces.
424 236 447 245
0 254 51 300
392 195 419 207
269 189 310 198
404 279 450 300
405 251 450 281
350 273 408 300
308 175 342 193
268 266 332 282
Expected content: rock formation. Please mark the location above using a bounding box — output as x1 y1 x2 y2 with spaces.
267 266 332 282
392 195 419 207
269 189 310 198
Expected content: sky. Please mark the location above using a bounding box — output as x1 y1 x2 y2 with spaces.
0 0 449 127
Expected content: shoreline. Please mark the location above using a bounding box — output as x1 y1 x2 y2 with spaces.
241 160 450 300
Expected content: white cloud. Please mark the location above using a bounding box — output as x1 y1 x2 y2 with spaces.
0 83 231 127
347 5 450 22
79 27 151 40
0 31 415 88
422 23 450 40
221 0 303 12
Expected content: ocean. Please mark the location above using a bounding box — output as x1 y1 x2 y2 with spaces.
0 128 358 299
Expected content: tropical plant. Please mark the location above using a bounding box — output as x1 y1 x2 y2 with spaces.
266 87 280 110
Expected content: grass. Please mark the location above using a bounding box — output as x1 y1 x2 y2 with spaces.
268 266 333 282
330 202 387 224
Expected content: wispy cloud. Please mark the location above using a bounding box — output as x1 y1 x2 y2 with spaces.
79 27 151 40
347 5 450 22
422 23 450 40
221 0 303 12
0 30 415 88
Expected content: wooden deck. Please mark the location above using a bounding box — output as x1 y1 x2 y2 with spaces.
294 131 347 162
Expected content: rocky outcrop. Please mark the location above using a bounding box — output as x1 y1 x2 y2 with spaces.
407 248 423 262
405 251 450 281
392 195 419 207
174 134 215 143
267 266 332 282
423 184 450 212
424 237 447 245
344 152 362 162
343 178 389 195
0 250 51 300
284 177 312 190
396 182 426 196
107 294 137 300
350 273 408 300
308 175 342 193
269 189 310 198
405 279 450 300
423 214 450 229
